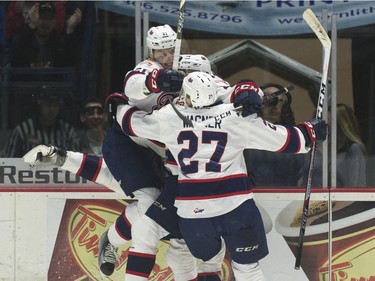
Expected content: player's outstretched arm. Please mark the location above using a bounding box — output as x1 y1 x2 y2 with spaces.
23 145 123 194
23 144 67 167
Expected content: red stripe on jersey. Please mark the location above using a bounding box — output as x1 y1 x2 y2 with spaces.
178 173 248 184
76 154 86 175
276 128 291 152
176 189 253 201
121 107 139 137
91 157 103 182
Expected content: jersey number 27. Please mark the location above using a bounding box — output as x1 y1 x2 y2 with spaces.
177 131 227 174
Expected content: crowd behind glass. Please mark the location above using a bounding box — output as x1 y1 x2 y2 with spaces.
0 1 373 188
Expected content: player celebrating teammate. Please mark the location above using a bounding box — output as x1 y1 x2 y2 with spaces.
99 23 183 276
101 23 234 280
115 71 327 280
22 53 228 281
104 51 230 279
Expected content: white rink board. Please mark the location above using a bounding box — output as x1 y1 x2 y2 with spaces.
1 159 374 281
0 193 306 281
1 191 374 281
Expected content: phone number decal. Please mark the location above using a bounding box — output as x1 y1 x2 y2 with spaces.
123 1 243 23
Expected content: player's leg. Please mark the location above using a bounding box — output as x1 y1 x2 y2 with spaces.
125 175 189 280
178 217 225 281
125 215 169 281
147 175 221 280
231 261 265 281
98 201 139 276
99 186 161 276
99 123 163 276
222 199 268 281
196 237 225 281
167 238 198 281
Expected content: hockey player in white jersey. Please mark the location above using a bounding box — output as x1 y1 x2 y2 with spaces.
105 52 231 279
101 24 235 280
99 23 185 278
115 72 327 280
22 53 227 281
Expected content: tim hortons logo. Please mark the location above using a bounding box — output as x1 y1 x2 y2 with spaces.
318 228 375 281
67 202 174 281
68 203 130 280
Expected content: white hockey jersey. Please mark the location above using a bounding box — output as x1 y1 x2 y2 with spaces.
122 58 237 157
123 58 235 111
116 103 310 219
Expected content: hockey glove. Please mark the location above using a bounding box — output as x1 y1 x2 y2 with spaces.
232 81 262 117
297 118 327 147
22 144 67 167
105 92 128 126
145 68 185 93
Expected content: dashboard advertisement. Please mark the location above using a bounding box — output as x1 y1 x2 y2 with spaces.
1 159 374 280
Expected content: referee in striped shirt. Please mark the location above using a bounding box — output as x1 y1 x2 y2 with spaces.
3 92 80 157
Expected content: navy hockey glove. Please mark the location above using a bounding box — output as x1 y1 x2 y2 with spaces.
232 80 262 117
297 118 327 146
146 68 185 93
105 93 128 126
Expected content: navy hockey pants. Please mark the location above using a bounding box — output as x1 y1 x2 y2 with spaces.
102 122 165 196
178 199 269 264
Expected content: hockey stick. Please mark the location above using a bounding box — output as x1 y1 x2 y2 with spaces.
294 8 331 270
169 0 192 126
172 0 186 70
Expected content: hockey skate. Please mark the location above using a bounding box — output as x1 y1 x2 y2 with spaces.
98 230 118 276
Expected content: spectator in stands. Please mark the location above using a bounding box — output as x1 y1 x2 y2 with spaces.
78 97 107 156
308 103 367 187
5 1 66 45
2 91 80 157
9 1 81 68
244 83 305 187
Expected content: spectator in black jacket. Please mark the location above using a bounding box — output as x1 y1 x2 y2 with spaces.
9 1 82 68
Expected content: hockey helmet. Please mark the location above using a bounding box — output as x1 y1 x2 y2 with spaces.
147 24 176 51
179 54 211 74
182 72 217 108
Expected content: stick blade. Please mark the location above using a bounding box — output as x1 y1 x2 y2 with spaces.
303 8 331 49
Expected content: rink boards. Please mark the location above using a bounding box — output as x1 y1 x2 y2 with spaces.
0 158 374 281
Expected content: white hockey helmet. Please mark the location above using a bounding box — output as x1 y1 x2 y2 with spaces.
147 24 176 51
182 72 217 108
179 54 212 74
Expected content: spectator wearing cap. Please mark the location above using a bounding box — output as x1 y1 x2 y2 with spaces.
9 1 82 68
5 1 66 45
78 97 107 156
244 83 306 188
2 91 80 157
